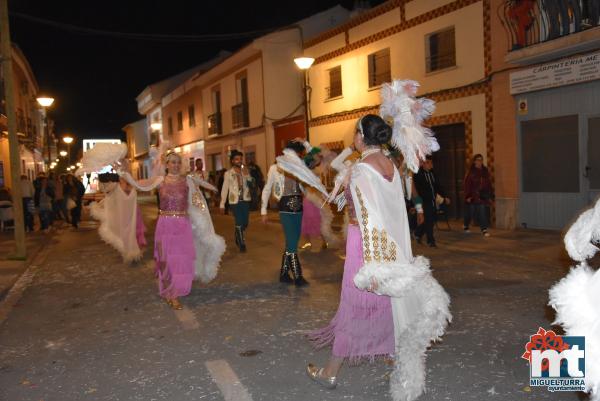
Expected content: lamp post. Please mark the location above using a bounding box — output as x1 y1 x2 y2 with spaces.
36 96 54 170
294 57 315 142
63 135 74 166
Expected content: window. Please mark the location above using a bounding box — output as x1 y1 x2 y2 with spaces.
233 72 249 128
236 72 248 104
327 66 342 99
368 48 391 88
211 87 221 113
167 116 173 136
177 111 183 131
188 105 196 128
426 27 456 73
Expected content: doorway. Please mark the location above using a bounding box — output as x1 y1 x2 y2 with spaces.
431 123 466 219
273 117 305 158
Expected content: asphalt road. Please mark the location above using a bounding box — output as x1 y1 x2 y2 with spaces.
0 203 587 401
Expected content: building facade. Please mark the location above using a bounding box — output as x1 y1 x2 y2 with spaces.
0 45 46 189
164 6 352 176
123 119 149 179
493 0 600 230
303 0 489 222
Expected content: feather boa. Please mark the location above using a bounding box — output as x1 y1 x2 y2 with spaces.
89 199 142 263
354 255 451 401
304 190 341 247
549 264 600 400
276 149 328 199
379 80 439 173
76 143 128 176
549 197 600 400
186 177 225 283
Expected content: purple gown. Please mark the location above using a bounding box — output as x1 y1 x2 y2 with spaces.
154 178 196 298
309 177 395 363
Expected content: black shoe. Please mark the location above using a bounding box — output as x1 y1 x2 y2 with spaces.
416 235 423 244
288 252 309 287
428 242 437 248
235 226 246 252
279 252 293 284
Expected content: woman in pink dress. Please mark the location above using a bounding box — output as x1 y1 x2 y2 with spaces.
152 153 197 310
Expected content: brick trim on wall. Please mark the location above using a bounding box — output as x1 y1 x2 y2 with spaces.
310 0 481 65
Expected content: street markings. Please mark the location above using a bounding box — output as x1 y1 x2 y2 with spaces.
205 359 253 401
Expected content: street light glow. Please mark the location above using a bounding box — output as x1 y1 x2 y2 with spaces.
36 97 55 107
63 136 74 144
55 159 60 162
59 151 68 157
76 162 82 167
150 122 162 131
294 57 315 70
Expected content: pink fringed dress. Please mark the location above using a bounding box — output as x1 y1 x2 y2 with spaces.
136 206 147 247
309 177 395 362
301 197 322 237
154 178 196 299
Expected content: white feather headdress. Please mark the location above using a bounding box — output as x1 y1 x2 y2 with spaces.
379 79 439 173
75 143 127 175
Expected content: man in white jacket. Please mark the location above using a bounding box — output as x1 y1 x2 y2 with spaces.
261 140 310 287
220 149 254 252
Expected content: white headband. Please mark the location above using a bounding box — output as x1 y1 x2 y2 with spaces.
357 116 365 137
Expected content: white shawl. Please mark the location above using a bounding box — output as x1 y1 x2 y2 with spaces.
349 163 451 401
90 182 142 263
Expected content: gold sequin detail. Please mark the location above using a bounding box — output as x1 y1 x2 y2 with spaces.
388 242 397 261
355 187 398 263
372 228 380 262
192 191 206 210
381 229 388 261
355 187 371 262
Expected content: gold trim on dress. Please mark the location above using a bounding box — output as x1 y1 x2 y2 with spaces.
159 210 188 217
355 187 371 262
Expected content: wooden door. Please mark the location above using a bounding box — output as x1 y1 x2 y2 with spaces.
431 123 466 219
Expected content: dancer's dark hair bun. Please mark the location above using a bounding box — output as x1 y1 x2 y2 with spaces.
360 114 392 146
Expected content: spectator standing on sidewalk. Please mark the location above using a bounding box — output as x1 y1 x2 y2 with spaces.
65 174 85 229
413 156 450 247
34 176 55 232
52 174 69 223
463 154 493 237
20 175 35 232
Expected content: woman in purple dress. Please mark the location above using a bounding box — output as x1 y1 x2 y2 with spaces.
153 153 196 309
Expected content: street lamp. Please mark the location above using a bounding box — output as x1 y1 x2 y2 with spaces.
293 57 315 141
63 135 74 164
59 150 68 157
36 96 55 169
150 122 162 131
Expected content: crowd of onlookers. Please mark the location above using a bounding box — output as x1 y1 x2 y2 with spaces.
396 153 494 248
0 172 86 233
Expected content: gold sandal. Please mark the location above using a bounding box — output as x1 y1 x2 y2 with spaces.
170 299 183 310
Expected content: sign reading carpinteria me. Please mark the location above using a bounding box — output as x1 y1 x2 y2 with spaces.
510 51 600 95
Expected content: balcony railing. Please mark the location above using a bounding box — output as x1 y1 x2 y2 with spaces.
207 112 222 135
499 0 600 52
232 102 249 129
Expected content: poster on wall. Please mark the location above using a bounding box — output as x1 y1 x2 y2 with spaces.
510 51 600 95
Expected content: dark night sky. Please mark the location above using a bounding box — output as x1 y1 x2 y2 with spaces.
9 0 384 147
